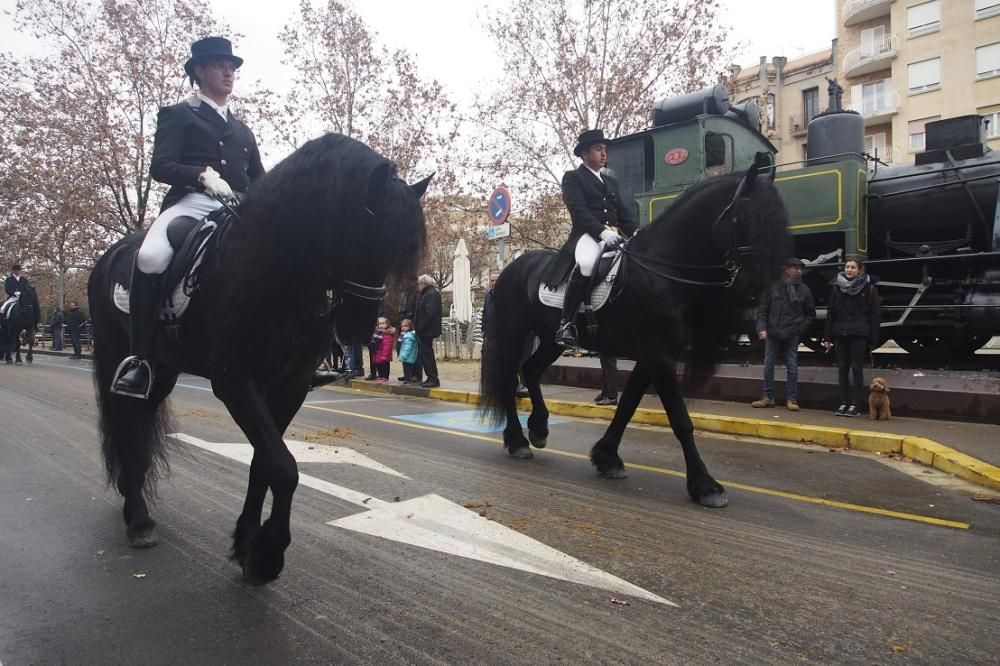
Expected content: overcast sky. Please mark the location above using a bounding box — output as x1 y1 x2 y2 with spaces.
1 0 834 105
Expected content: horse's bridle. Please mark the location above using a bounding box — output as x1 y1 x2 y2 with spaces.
620 173 754 288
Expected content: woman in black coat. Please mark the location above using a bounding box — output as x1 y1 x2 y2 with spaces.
822 257 881 416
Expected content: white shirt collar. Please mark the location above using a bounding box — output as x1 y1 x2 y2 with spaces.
198 93 229 121
584 164 603 182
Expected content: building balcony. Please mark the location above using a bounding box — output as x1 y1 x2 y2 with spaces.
848 88 901 125
788 113 811 137
842 33 899 78
842 0 894 27
868 145 900 164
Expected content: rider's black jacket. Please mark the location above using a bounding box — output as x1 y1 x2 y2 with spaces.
4 274 29 298
543 165 638 286
150 97 265 211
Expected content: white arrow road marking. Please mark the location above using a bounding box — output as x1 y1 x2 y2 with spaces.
172 433 675 606
170 433 408 478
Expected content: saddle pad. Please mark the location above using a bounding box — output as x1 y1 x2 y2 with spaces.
112 220 217 319
538 252 622 312
1 297 16 320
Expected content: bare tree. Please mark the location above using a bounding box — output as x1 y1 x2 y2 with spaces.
468 0 735 249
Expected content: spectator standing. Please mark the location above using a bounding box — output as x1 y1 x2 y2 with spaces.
396 277 420 381
751 258 816 411
64 301 87 359
414 274 442 388
370 317 396 383
49 307 65 351
823 257 880 417
398 319 419 382
594 354 619 406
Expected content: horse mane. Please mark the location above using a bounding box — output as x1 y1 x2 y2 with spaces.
219 134 426 310
641 170 791 386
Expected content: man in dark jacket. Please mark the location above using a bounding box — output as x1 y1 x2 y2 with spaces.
64 301 87 359
751 258 816 411
414 274 442 388
112 36 265 399
550 129 638 347
5 264 30 299
49 307 64 351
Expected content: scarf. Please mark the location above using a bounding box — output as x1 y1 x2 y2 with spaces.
782 274 802 303
836 271 870 296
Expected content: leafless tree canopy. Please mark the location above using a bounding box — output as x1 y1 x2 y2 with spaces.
0 0 732 309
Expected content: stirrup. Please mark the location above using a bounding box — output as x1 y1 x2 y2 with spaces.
110 355 155 399
556 321 578 347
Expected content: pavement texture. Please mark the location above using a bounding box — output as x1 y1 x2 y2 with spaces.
31 348 1000 492
336 358 1000 494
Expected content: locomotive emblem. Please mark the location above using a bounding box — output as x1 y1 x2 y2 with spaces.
664 148 688 165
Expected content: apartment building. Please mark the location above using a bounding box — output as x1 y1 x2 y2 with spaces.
728 0 1000 166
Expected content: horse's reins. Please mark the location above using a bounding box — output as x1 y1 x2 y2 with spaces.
619 175 754 288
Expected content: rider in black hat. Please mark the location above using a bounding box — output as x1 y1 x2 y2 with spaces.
549 129 637 346
5 263 29 299
111 36 265 398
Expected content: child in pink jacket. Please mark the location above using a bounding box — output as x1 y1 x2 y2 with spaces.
371 317 396 383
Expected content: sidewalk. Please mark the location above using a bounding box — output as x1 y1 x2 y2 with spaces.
340 358 1000 493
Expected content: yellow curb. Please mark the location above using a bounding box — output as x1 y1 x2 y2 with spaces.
932 449 1000 491
846 431 906 454
346 381 1000 492
901 437 951 466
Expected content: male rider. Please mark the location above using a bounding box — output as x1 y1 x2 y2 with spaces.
5 263 29 299
111 37 265 398
553 129 638 346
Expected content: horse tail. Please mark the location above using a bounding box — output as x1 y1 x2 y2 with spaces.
88 246 171 497
478 257 534 426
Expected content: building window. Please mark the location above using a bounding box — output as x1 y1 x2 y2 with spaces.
908 116 940 151
865 133 888 161
983 111 1000 138
802 143 809 162
907 1 940 38
802 87 819 124
860 25 887 56
976 43 1000 79
908 58 941 93
975 0 1000 20
861 80 891 114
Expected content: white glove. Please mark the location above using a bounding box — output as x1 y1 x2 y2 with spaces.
14 291 20 297
199 166 234 200
599 228 623 248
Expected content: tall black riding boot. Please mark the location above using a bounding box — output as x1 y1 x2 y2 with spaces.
556 268 589 347
111 270 163 399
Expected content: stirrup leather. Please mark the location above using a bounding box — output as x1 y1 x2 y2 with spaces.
556 320 578 346
110 355 155 399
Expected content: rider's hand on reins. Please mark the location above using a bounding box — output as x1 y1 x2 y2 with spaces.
600 229 623 248
199 166 234 202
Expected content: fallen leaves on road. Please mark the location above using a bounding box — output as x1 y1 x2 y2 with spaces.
827 447 849 454
610 598 630 607
888 639 907 653
876 451 913 462
972 494 1000 503
132 572 147 579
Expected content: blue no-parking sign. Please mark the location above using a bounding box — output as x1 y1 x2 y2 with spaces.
487 186 511 240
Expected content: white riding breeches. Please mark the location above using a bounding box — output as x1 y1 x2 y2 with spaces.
136 193 221 274
574 233 603 277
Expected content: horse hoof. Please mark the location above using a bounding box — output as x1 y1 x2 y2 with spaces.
14 360 22 365
599 467 628 480
128 534 159 549
527 431 547 449
506 446 534 460
697 492 729 509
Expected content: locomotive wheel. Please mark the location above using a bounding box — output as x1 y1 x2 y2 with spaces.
892 333 991 357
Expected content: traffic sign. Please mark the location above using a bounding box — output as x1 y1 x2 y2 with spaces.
487 223 510 240
487 186 511 225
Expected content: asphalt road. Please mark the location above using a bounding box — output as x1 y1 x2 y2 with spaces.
2 357 999 665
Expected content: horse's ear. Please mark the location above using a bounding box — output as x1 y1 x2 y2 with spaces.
748 151 775 188
366 162 394 211
410 173 434 199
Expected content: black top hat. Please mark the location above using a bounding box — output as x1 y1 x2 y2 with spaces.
574 129 607 157
184 37 243 82
11 263 21 272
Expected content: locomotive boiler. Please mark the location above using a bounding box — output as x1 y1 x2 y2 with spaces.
606 84 1000 357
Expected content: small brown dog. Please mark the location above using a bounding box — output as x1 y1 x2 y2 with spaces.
868 377 891 420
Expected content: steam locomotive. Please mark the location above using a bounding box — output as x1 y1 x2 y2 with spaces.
606 85 1000 357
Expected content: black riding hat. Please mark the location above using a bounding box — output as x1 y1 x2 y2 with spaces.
574 129 607 157
184 37 243 82
11 263 21 272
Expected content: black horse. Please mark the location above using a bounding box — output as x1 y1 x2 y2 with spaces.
2 285 40 364
88 134 428 582
479 157 790 508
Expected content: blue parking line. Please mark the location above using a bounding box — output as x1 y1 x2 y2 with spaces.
395 409 566 434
